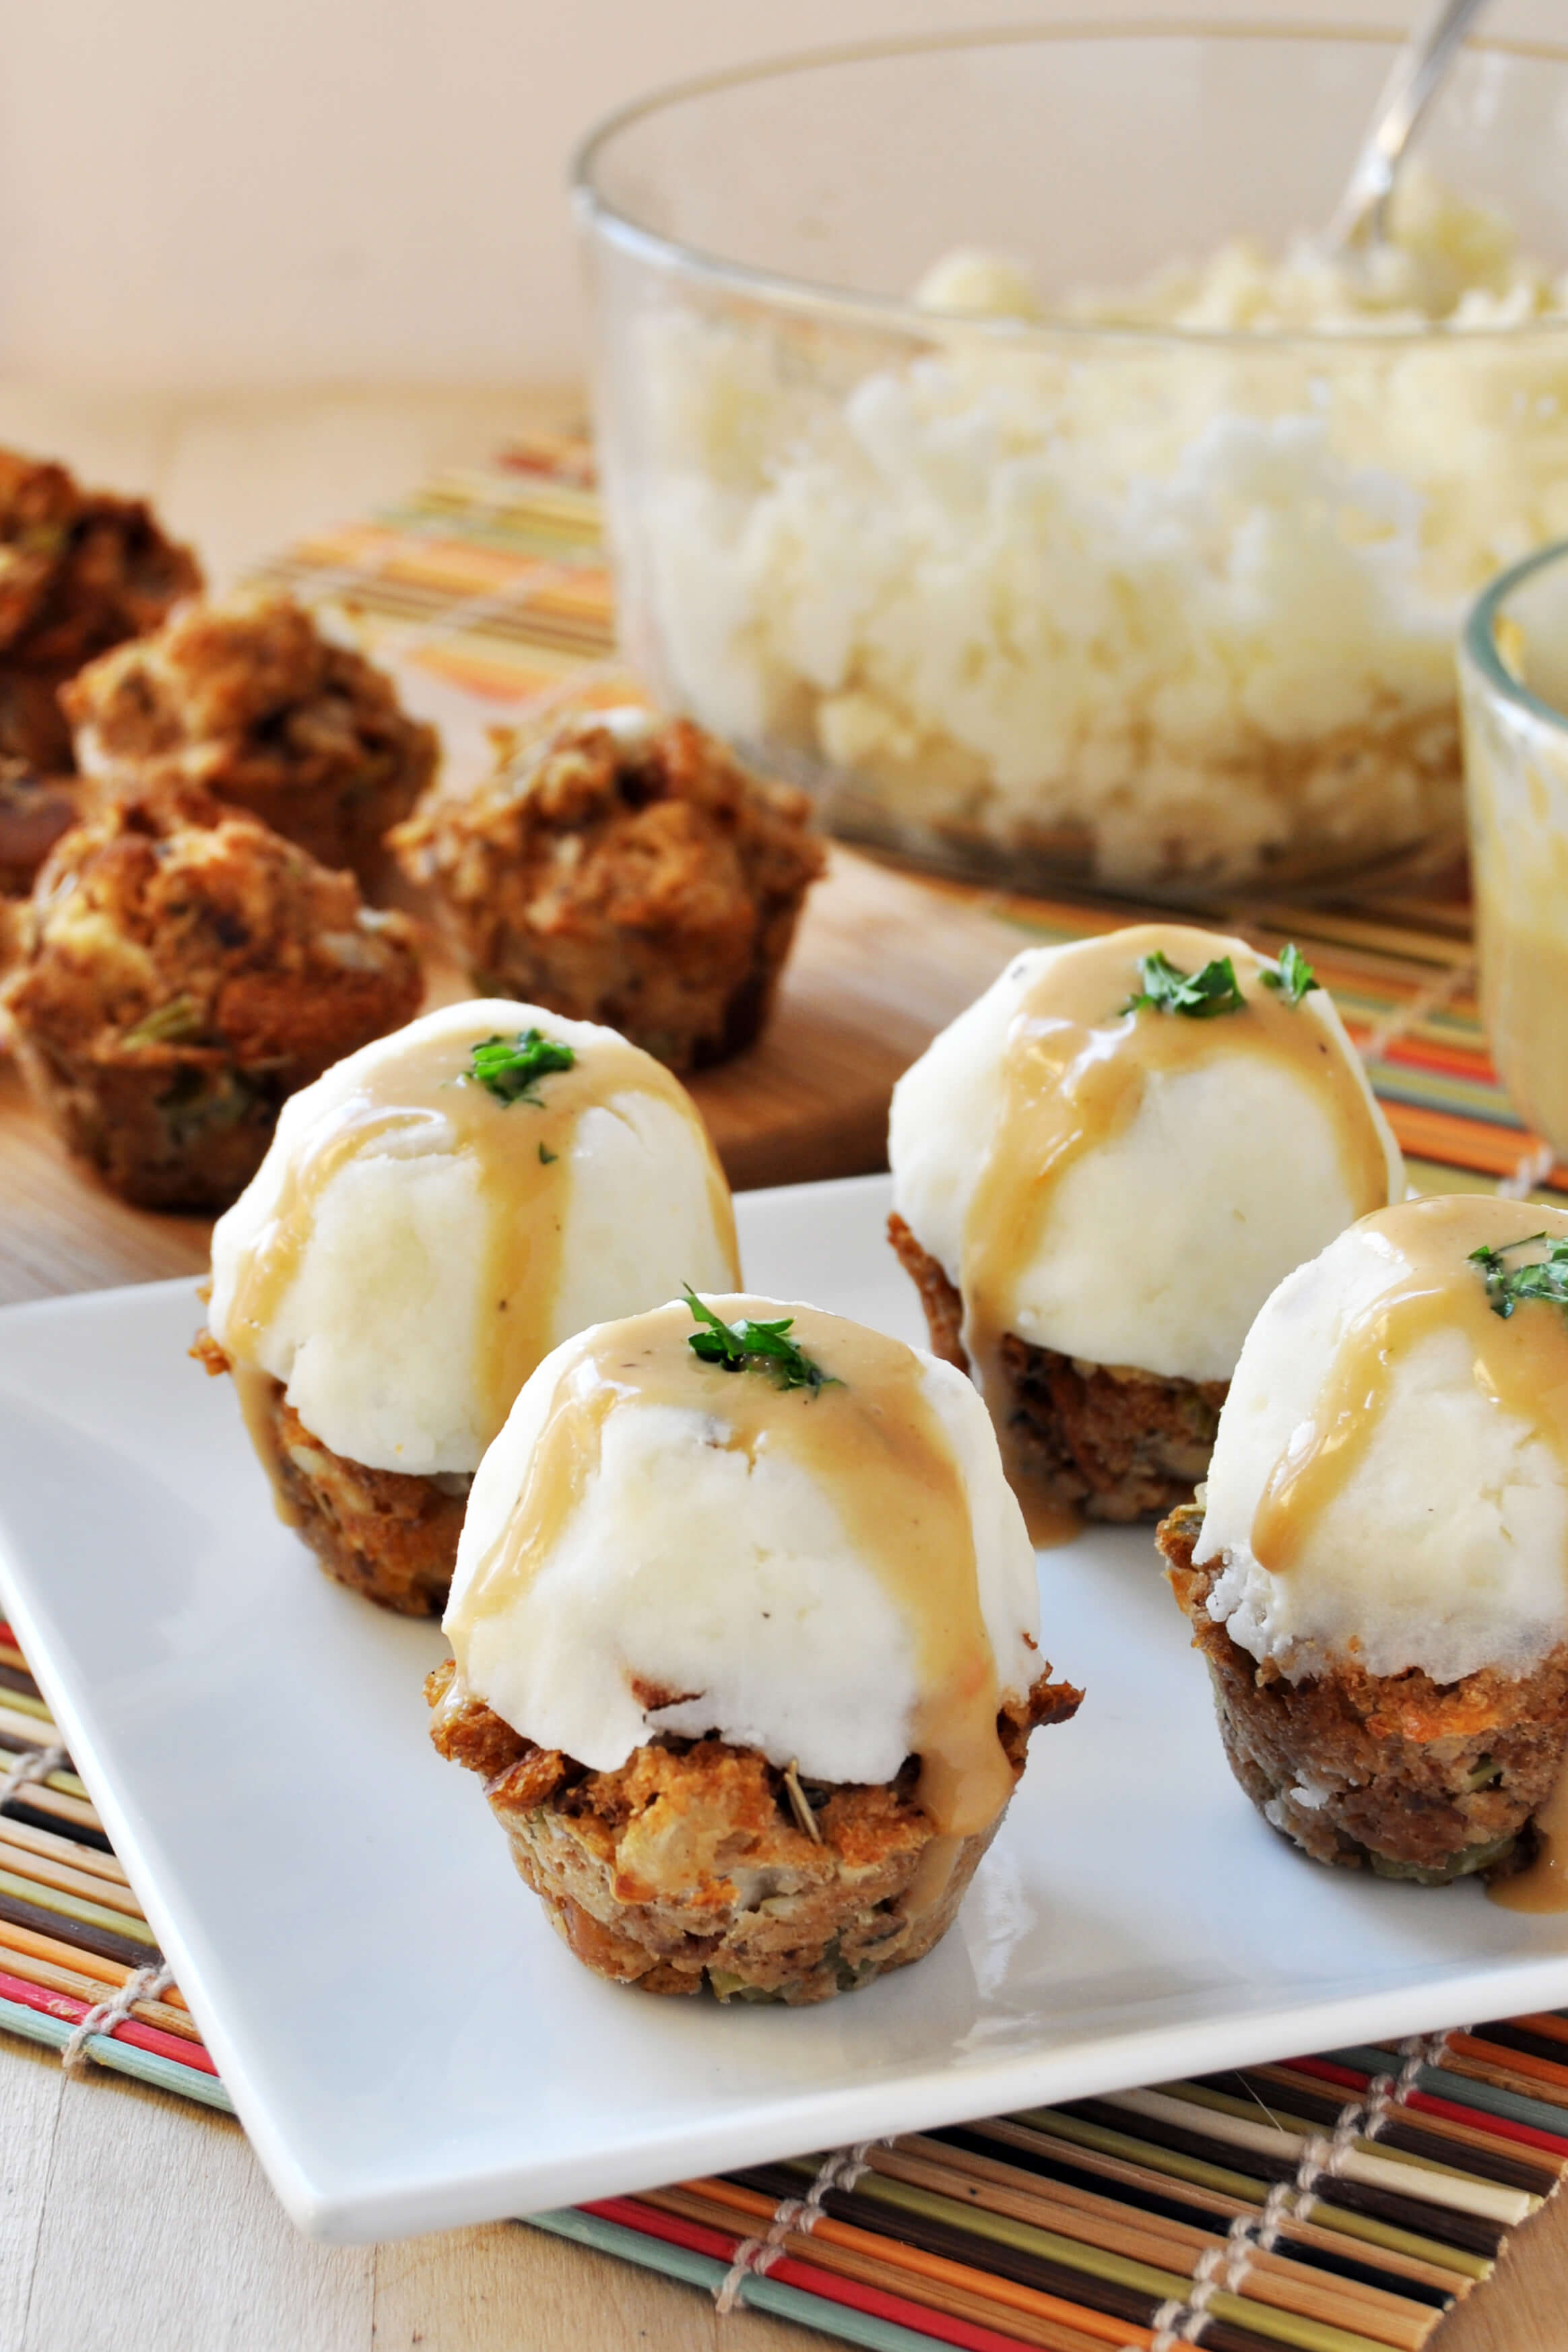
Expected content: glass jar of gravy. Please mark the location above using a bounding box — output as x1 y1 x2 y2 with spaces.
1459 543 1568 1162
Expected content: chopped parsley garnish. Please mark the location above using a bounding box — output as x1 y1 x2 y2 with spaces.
1123 949 1245 1020
1469 1231 1568 1321
1261 942 1321 1006
121 993 203 1049
467 1027 575 1107
682 1286 841 1394
538 1142 558 1165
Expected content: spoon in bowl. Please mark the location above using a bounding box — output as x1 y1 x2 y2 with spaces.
1322 0 1493 260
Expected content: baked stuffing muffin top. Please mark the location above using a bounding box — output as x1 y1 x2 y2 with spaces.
392 708 825 1070
6 785 420 1072
2 785 422 1206
65 590 436 881
0 448 201 770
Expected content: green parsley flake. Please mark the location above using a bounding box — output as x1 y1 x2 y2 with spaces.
682 1286 841 1394
467 1027 576 1107
1468 1231 1568 1321
1123 949 1245 1020
1261 942 1321 1006
120 993 203 1049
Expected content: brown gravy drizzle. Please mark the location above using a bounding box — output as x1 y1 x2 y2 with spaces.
222 1018 740 1478
959 925 1390 1538
1250 1197 1568 1577
1233 1192 1568 1916
447 1298 1020 1908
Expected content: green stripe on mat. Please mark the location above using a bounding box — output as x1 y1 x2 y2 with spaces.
0 1866 159 1945
0 1687 53 1723
845 2167 1381 2352
0 1756 93 1804
0 1992 234 2113
1326 2048 1568 2141
528 2207 933 2351
1010 2105 1490 2277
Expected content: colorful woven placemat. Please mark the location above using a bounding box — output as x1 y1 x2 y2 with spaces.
2 1620 1567 2352
3 439 1567 2351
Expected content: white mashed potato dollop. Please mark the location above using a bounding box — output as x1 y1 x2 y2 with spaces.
446 1309 1042 1784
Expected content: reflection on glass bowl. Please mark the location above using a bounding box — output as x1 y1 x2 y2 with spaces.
1460 541 1568 1163
577 25 1568 905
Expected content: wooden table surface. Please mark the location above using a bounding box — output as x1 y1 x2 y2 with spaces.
0 386 1563 2352
0 838 1047 1304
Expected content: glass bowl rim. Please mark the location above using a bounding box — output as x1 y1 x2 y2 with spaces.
1464 538 1568 742
572 17 1568 354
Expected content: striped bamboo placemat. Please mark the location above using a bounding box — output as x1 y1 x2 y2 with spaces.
0 1620 228 2111
1 1619 1566 2351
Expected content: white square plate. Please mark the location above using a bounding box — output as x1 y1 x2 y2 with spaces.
3 1171 1568 2244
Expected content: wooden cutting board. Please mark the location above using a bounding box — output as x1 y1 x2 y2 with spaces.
0 848 1035 1307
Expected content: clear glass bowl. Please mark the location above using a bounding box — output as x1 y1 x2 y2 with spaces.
575 24 1568 905
1459 541 1568 1159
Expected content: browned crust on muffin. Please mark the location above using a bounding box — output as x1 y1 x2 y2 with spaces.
1 786 423 1208
391 711 826 1073
197 1342 463 1615
0 761 84 901
65 591 437 884
0 450 201 771
887 1214 1224 1521
1002 1338 1227 1522
888 1210 968 1369
1157 1501 1568 1879
427 1659 1082 2001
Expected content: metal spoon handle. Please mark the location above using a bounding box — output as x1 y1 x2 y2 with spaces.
1326 0 1493 252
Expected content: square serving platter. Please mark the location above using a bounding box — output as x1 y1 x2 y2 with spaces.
3 1170 1568 2243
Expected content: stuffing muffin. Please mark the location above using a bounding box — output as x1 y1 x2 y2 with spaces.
391 707 826 1072
429 1669 1080 2001
65 590 437 886
1 787 422 1208
0 449 201 773
199 1000 740 1613
1158 1197 1568 1894
887 1212 1227 1523
888 925 1402 1534
188 1354 471 1616
429 1294 1082 1999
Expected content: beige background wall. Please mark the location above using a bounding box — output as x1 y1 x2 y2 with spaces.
1 0 1563 390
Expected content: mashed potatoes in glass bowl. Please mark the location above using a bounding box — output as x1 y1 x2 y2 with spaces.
577 27 1568 901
